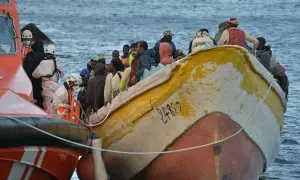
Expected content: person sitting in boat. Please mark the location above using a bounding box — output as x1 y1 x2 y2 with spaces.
121 44 130 67
21 30 34 61
256 37 272 71
88 59 98 80
32 45 64 110
188 28 215 53
23 40 45 108
264 46 289 97
77 69 90 118
128 42 139 87
159 42 175 65
47 74 81 115
214 21 230 43
87 63 107 112
136 41 157 82
104 58 125 104
217 18 259 50
154 30 177 63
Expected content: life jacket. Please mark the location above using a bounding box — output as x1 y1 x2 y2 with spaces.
191 32 214 53
228 28 247 48
121 56 128 65
21 44 32 61
58 82 80 124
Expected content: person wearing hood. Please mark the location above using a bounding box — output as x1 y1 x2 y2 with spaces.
256 37 271 71
32 45 64 110
87 63 107 112
136 41 157 82
218 18 259 50
78 68 90 117
154 30 177 63
188 28 215 53
23 40 45 108
104 58 125 104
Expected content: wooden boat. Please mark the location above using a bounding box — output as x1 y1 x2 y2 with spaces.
89 46 287 180
0 1 91 179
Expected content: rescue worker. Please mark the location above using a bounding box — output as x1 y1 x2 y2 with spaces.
188 29 215 53
87 63 107 112
159 42 175 65
154 30 177 63
104 58 125 104
32 45 64 110
121 44 130 67
21 30 33 61
23 41 45 108
217 18 259 50
47 74 82 115
136 41 157 81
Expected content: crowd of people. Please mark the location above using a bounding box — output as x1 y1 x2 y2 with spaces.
21 18 289 119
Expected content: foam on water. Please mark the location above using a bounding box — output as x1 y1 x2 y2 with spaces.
17 0 300 179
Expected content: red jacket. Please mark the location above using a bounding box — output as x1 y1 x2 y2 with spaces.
228 28 247 48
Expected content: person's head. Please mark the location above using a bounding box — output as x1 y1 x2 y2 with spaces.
163 30 173 42
137 41 148 55
228 18 239 28
123 44 130 55
22 30 33 47
66 74 82 91
79 69 90 87
257 37 266 50
94 62 107 76
219 21 230 32
195 28 210 37
95 54 106 64
45 44 55 55
112 50 120 59
107 59 124 73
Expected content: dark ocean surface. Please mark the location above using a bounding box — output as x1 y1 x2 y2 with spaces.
17 0 300 179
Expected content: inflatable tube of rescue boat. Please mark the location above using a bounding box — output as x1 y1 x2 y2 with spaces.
0 117 91 148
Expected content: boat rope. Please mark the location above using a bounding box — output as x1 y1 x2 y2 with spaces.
5 78 274 155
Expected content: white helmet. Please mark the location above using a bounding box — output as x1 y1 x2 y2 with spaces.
66 74 82 90
22 30 33 39
45 44 55 54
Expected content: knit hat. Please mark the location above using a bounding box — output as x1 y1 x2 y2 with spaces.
80 69 90 78
228 18 239 25
164 30 174 36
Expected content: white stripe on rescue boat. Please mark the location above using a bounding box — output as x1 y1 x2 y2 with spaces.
37 147 46 167
7 147 39 180
24 167 34 180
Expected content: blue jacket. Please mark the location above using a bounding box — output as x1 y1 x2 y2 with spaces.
136 50 157 81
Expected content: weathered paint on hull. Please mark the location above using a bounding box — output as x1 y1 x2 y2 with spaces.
91 46 286 179
131 112 265 180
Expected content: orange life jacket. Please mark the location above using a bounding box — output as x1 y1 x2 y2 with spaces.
67 90 81 124
228 28 247 48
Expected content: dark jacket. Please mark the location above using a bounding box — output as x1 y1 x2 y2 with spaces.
23 41 45 108
87 63 107 112
154 39 177 63
136 50 157 81
256 50 271 71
